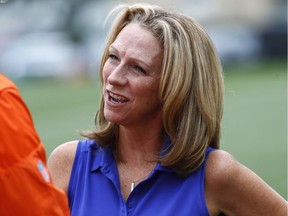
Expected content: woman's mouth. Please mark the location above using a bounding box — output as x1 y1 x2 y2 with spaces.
108 91 129 104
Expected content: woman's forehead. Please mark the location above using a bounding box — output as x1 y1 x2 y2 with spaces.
110 23 163 70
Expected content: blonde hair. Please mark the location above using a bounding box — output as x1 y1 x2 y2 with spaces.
83 3 224 176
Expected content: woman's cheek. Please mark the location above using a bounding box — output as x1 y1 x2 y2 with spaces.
102 63 110 82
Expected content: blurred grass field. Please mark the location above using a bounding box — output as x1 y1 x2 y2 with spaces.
15 60 287 198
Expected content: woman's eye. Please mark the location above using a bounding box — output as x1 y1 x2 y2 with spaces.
108 54 119 61
133 65 146 74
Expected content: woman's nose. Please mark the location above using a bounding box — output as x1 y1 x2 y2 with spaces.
107 64 128 86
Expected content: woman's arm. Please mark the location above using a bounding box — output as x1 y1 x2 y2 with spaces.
47 140 78 194
205 150 287 216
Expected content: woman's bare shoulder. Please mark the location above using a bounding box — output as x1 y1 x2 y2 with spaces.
206 149 238 184
48 140 79 164
205 149 287 215
47 140 79 194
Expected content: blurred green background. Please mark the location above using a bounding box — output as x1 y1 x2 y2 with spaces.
15 59 287 199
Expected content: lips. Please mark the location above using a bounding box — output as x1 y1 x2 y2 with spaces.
108 91 129 104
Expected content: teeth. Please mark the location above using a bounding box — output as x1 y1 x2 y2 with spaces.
109 91 128 103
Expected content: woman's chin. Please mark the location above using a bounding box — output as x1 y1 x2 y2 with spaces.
104 112 123 125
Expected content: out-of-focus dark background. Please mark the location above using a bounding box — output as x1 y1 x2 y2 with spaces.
0 0 287 198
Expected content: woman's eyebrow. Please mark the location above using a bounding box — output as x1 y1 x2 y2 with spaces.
109 44 152 70
109 45 123 56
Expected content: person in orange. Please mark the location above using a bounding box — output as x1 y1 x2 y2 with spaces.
0 73 70 216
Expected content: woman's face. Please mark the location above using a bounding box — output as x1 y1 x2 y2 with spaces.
103 23 163 127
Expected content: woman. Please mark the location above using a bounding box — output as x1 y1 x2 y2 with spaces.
48 3 287 215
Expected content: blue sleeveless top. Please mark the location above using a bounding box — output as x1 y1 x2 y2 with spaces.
68 139 214 216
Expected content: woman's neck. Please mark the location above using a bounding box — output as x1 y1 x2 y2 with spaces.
116 125 164 164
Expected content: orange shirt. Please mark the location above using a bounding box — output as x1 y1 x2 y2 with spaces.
0 73 70 216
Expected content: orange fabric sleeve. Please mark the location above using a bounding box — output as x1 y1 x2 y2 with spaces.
0 74 41 172
0 73 70 216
